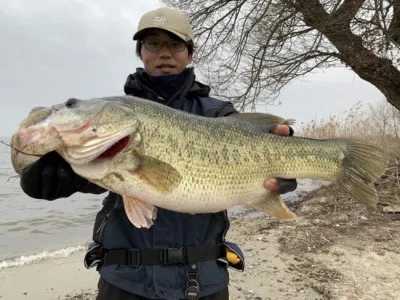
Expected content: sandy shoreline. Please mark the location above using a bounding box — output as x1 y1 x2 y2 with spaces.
0 251 99 300
0 221 325 300
2 207 399 300
1 167 399 300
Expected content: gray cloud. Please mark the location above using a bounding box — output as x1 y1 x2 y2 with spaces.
0 0 385 138
262 67 384 128
0 0 160 136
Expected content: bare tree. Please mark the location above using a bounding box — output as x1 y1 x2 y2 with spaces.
162 0 400 111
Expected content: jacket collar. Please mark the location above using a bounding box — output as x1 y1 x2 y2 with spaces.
123 67 211 100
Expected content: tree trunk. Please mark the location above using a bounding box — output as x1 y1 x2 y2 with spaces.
294 0 400 111
327 27 400 111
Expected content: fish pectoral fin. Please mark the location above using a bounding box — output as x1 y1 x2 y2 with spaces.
131 154 182 193
245 192 296 220
123 195 158 229
229 113 296 126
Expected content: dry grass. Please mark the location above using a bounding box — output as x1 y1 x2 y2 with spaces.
296 100 400 159
294 99 400 210
275 101 400 298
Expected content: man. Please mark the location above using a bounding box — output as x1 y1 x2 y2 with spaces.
19 7 297 300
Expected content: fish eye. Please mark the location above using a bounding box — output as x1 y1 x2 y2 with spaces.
65 98 79 108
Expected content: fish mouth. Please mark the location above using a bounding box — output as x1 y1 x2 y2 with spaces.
94 135 131 161
61 127 134 165
62 129 135 181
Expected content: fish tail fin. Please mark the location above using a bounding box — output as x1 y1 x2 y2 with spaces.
337 139 388 205
244 139 387 220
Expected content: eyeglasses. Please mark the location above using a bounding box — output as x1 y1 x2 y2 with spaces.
142 39 187 53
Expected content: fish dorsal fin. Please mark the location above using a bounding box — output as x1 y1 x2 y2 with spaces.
229 113 296 126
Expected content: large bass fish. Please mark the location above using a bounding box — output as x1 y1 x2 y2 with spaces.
10 96 388 228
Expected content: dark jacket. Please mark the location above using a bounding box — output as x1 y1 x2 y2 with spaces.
18 66 296 299
92 67 242 299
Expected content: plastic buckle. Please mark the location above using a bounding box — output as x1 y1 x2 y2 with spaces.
185 262 200 300
185 279 200 300
84 242 103 269
127 249 140 267
161 248 183 264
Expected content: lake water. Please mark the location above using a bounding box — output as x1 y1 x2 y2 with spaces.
0 136 325 270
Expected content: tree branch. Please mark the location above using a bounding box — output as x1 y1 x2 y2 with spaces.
291 0 400 110
388 0 400 44
331 0 367 23
163 0 400 111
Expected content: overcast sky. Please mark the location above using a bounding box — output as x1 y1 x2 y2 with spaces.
0 0 385 137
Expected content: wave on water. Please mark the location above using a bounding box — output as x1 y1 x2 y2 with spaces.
0 244 87 270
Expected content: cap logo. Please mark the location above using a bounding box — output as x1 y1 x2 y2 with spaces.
153 16 167 25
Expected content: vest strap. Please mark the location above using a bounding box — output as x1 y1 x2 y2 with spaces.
101 244 225 267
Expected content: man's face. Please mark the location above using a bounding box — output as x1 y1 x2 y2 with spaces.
140 30 193 76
